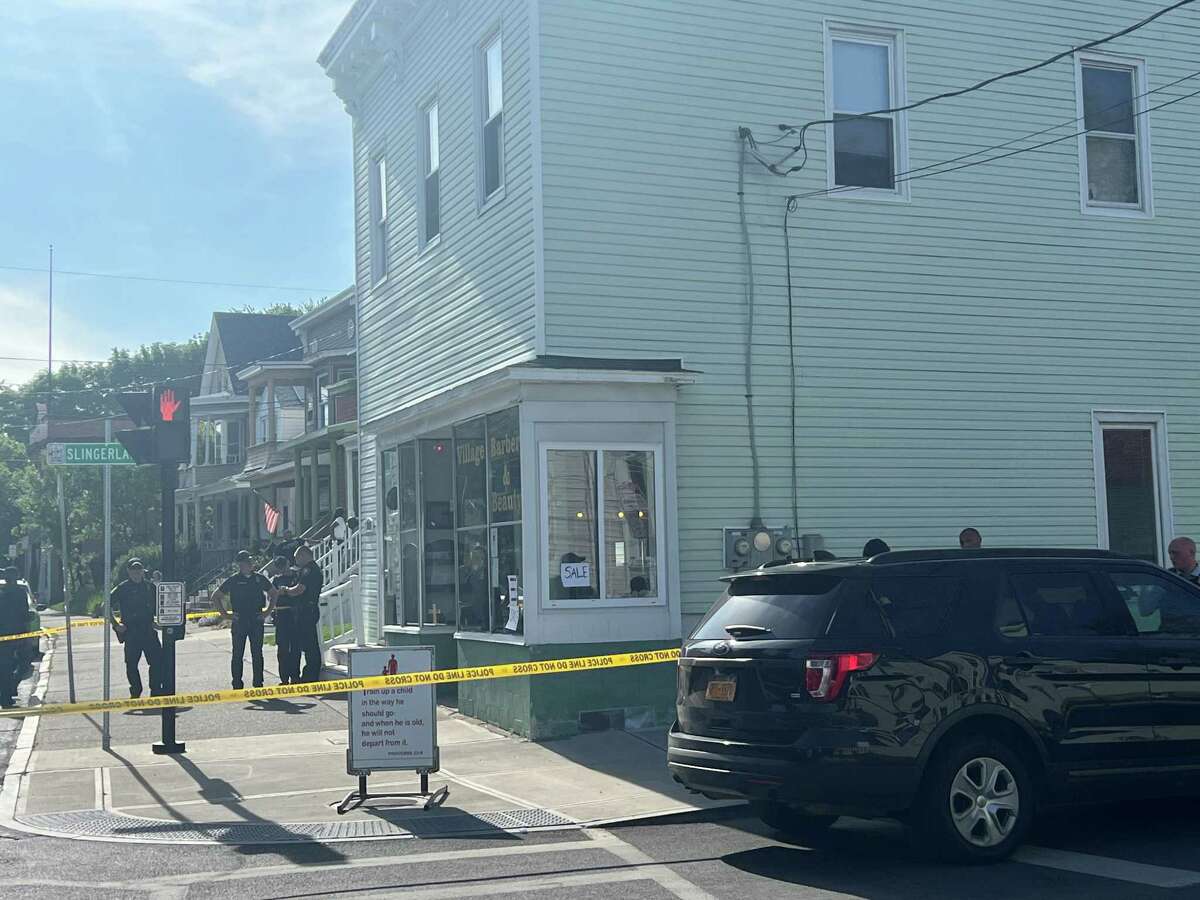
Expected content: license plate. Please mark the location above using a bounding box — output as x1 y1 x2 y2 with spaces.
705 678 736 702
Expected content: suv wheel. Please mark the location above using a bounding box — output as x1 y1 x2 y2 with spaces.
913 737 1034 863
755 801 838 842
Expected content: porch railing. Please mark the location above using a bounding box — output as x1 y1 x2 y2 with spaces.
318 573 363 662
311 527 360 587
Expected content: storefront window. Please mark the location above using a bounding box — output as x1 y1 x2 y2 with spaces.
604 450 657 599
544 446 662 607
382 448 400 626
398 443 420 626
488 407 521 524
546 450 601 601
421 439 456 626
492 523 523 633
457 529 489 631
455 419 487 528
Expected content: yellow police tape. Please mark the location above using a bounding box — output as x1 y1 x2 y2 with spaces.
0 647 683 719
0 611 218 644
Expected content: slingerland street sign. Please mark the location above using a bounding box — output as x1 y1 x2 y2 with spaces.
45 442 136 466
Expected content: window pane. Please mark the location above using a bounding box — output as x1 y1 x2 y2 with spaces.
493 524 523 633
425 170 440 240
871 576 960 637
454 418 487 528
484 114 503 197
603 450 657 598
1011 572 1133 637
546 450 600 601
399 443 417 531
485 37 503 118
457 528 489 632
487 407 520 523
1103 428 1158 562
1086 136 1139 205
1082 66 1136 134
426 104 439 173
377 157 388 219
420 439 455 626
832 39 890 112
401 531 420 626
1110 571 1200 638
834 114 894 188
382 448 400 626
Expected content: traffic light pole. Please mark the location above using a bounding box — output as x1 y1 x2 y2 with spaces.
152 461 185 756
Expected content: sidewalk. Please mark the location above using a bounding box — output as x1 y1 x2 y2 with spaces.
0 615 731 844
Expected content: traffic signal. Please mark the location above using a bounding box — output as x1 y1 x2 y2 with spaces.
114 384 191 464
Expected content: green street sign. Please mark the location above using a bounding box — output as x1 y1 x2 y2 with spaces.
46 442 137 466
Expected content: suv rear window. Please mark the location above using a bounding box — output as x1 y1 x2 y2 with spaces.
691 573 846 641
870 575 960 637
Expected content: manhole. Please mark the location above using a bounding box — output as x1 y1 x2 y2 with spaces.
18 807 577 844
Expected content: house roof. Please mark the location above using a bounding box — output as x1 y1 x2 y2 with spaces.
211 313 302 392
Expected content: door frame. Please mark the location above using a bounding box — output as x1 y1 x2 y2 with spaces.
1092 409 1174 566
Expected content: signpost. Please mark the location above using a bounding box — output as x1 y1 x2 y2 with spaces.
336 646 448 814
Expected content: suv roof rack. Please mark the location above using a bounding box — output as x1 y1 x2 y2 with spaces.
867 548 1136 564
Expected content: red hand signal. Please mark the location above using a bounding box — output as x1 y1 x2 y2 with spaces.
159 388 181 422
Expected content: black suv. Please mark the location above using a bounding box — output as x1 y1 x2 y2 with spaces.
668 549 1200 862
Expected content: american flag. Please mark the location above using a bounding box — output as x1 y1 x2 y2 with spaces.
263 502 281 535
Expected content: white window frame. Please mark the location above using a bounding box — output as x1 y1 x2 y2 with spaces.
823 21 909 202
1092 409 1173 566
418 98 441 250
368 152 389 283
477 29 505 208
539 442 666 610
1074 53 1153 218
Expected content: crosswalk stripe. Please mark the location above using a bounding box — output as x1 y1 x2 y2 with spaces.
1015 846 1200 888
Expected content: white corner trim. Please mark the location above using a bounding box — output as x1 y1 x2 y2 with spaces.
528 0 547 356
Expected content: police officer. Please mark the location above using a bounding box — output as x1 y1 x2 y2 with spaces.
269 556 300 685
0 567 28 707
282 545 324 683
213 550 276 689
109 558 161 698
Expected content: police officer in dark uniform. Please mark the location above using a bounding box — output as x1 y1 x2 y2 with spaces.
282 545 324 683
213 550 276 689
0 568 28 707
109 558 161 698
269 556 300 685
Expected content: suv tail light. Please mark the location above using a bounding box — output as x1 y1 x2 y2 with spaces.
805 652 879 702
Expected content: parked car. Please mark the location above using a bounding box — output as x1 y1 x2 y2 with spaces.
668 548 1200 862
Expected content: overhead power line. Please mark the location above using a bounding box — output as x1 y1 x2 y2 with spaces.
759 0 1199 175
0 263 339 295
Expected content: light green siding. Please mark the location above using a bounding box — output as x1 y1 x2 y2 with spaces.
539 0 1200 620
351 0 539 429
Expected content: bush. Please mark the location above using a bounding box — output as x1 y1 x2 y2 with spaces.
111 544 162 585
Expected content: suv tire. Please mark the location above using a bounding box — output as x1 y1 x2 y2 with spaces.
912 736 1034 863
754 801 838 843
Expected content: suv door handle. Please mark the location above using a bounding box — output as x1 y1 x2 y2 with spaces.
1003 651 1041 669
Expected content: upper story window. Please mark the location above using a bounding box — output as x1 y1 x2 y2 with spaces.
420 100 441 245
1076 54 1152 216
825 24 907 200
316 371 331 429
480 33 504 202
194 418 242 466
369 153 389 282
253 387 269 445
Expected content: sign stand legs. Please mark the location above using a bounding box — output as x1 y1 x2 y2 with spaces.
334 769 449 815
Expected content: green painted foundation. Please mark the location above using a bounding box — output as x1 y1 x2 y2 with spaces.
383 629 459 705
457 639 678 740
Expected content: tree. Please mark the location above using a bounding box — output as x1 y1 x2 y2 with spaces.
227 300 321 318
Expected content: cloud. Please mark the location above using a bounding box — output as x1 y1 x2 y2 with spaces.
0 285 117 386
60 0 353 136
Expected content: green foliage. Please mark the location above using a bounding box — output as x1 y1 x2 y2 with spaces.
226 300 321 318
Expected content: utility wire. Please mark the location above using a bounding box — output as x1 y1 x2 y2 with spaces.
788 83 1200 202
0 263 338 294
761 0 1198 174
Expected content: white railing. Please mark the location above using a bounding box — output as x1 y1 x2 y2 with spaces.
313 527 360 587
318 573 362 662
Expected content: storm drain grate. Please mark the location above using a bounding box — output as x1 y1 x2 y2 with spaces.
18 807 577 844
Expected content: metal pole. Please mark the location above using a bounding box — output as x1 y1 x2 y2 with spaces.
153 461 184 755
102 419 112 751
57 470 76 704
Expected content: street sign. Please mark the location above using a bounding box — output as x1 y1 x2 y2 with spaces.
45 442 136 467
156 582 186 627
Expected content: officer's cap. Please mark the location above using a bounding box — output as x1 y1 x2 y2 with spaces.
127 558 144 569
235 550 253 562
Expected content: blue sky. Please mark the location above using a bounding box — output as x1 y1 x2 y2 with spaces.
0 0 355 385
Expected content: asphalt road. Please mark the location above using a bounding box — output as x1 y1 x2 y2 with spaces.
5 627 1200 898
